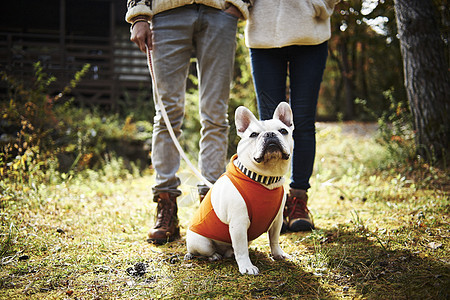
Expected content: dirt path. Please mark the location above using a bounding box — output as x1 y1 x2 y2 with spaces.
317 122 378 138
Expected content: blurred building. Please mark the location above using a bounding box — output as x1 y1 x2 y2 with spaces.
0 0 149 108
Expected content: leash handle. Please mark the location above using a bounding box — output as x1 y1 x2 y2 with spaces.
146 45 213 189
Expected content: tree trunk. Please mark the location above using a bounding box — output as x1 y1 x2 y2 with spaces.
394 0 450 161
338 38 355 120
359 42 369 101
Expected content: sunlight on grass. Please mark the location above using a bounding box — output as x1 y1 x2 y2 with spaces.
1 124 448 299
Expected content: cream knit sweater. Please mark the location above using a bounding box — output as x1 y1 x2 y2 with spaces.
126 0 253 22
245 0 339 48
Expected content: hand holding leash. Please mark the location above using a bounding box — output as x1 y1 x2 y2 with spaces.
130 20 152 53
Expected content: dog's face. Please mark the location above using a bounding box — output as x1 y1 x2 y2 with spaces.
235 102 294 177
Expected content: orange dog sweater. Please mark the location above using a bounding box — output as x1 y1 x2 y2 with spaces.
189 155 284 244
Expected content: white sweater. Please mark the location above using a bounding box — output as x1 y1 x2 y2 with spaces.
245 0 339 48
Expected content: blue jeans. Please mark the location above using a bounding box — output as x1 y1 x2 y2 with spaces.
250 43 328 190
150 5 238 196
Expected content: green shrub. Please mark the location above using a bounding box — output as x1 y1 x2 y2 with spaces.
355 88 415 165
57 109 152 172
0 63 153 191
0 62 90 187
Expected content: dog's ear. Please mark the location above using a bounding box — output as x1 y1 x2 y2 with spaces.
273 102 293 129
235 106 258 136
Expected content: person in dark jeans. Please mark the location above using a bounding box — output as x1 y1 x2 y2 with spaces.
245 0 340 232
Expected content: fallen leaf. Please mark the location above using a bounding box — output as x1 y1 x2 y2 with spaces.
427 242 442 250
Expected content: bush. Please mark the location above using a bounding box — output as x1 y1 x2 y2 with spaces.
0 62 90 187
355 88 415 165
57 110 152 172
0 62 153 191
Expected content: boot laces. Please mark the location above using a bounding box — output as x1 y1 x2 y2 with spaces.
155 198 175 229
287 196 309 220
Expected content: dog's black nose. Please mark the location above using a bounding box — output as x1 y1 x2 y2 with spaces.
264 132 276 138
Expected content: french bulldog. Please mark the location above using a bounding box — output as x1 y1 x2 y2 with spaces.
185 102 294 275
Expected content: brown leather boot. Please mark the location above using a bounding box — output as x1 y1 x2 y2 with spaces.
285 188 314 232
199 193 207 203
198 185 210 203
147 192 180 244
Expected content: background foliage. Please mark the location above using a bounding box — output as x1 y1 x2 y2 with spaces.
1 0 449 183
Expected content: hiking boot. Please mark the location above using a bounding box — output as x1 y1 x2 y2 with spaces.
281 214 289 234
285 188 314 232
198 185 210 203
199 192 207 203
147 192 180 244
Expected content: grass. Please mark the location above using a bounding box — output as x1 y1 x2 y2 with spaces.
1 123 449 299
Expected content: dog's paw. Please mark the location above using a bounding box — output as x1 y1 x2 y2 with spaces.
272 251 291 260
208 253 223 261
184 253 195 261
239 263 259 275
271 245 291 260
223 248 234 258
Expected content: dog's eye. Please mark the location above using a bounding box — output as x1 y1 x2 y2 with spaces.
250 132 259 138
279 128 288 135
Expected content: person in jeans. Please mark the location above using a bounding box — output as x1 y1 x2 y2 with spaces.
245 0 339 232
126 0 252 244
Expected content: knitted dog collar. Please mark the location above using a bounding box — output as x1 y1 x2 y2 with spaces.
234 158 283 185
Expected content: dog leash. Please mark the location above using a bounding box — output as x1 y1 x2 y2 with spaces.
145 45 213 188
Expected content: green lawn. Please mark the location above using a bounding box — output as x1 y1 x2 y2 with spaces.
1 123 448 299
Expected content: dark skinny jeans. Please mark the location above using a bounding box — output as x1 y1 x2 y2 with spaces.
250 42 328 190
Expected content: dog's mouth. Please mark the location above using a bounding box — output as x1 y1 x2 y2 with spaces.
254 139 290 163
266 142 283 153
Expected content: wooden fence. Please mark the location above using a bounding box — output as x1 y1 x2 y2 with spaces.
0 29 152 109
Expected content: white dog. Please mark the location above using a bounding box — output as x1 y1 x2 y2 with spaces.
185 102 293 275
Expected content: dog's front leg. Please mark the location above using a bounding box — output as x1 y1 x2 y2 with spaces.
229 217 259 275
268 206 291 260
